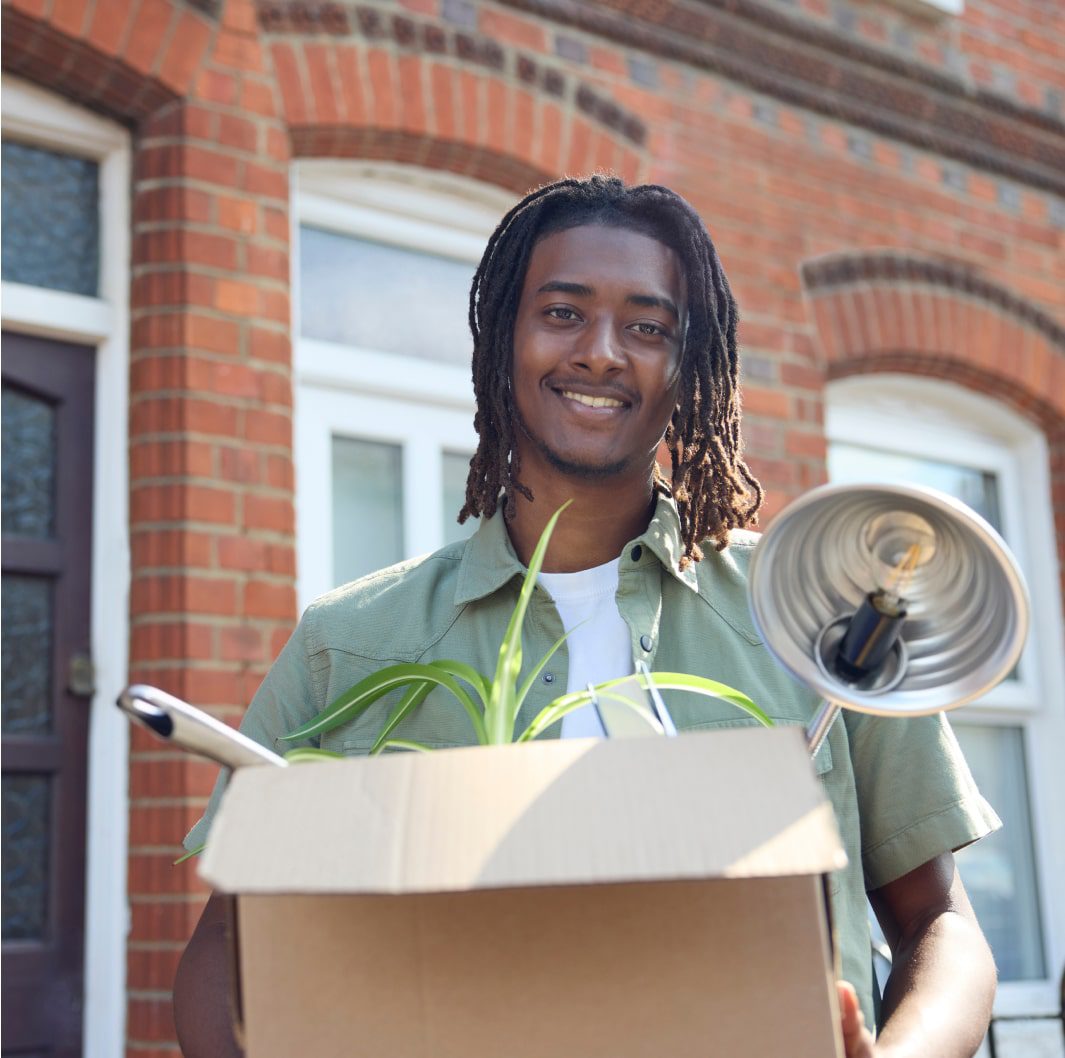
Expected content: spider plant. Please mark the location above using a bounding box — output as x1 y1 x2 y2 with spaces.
281 502 771 753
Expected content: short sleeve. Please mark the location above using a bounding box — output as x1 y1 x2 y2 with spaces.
845 710 1001 891
182 611 322 852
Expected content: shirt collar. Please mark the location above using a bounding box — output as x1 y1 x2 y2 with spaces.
453 488 700 607
636 488 701 594
453 505 528 606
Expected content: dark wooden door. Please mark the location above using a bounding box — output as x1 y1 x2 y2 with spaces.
2 331 95 1058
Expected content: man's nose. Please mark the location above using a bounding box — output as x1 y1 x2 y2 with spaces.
573 319 625 372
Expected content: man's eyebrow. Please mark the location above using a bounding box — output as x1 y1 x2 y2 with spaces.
627 293 679 319
537 282 680 320
537 281 594 297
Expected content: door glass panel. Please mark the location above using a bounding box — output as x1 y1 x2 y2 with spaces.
1 576 54 735
332 436 403 587
1 775 52 941
441 451 477 546
953 724 1045 980
299 226 474 365
827 443 1002 533
1 140 99 296
2 386 57 539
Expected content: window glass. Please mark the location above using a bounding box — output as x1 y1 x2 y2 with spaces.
1 575 54 736
1 140 99 296
953 724 1045 981
299 226 474 365
827 442 1001 533
331 437 404 587
441 451 477 546
1 774 52 940
2 385 57 539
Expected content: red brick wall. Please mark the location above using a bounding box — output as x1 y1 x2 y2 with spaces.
2 0 1062 1053
125 5 296 1046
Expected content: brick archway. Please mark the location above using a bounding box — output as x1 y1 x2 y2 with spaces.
802 250 1065 596
1 0 214 122
265 29 646 187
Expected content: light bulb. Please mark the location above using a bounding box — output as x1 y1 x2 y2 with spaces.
833 511 937 684
865 512 937 613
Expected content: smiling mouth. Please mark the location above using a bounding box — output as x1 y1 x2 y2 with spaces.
558 389 627 409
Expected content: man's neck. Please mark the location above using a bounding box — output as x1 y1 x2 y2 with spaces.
505 466 658 573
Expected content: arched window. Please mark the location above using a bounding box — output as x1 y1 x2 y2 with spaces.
827 373 1065 1024
292 162 515 608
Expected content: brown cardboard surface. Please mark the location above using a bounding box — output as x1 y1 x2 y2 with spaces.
202 726 846 894
239 876 842 1058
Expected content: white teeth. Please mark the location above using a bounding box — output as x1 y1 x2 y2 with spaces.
561 390 624 408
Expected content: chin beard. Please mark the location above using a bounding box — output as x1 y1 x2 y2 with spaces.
540 444 630 480
514 406 631 480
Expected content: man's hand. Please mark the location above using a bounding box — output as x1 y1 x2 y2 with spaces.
838 981 877 1058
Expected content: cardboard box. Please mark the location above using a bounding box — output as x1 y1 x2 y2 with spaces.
202 725 847 1058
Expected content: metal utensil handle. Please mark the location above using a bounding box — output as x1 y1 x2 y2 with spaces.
117 683 287 769
805 699 841 758
635 660 678 737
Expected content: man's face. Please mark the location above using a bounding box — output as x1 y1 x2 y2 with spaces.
510 223 686 482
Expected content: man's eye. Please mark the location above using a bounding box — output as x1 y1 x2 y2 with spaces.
546 307 579 321
633 321 668 337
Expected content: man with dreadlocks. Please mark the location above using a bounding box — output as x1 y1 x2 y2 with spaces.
175 175 998 1058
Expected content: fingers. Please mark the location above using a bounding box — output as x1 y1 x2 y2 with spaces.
837 981 875 1058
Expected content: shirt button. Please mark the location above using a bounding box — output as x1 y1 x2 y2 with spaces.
640 634 653 652
542 672 555 684
630 545 643 561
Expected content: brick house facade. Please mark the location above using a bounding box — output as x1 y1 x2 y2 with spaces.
1 0 1062 1054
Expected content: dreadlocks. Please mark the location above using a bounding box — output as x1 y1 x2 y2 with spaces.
458 174 763 567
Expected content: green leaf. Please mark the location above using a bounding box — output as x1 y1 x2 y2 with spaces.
370 679 435 754
174 842 206 865
424 658 490 707
283 747 346 763
377 738 433 754
282 663 488 744
517 692 604 742
513 621 587 719
486 500 572 744
517 671 772 742
636 672 772 727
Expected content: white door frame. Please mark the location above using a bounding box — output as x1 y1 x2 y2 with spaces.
2 74 131 1058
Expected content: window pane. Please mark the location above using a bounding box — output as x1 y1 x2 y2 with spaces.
1 575 54 736
2 385 57 539
2 774 52 941
442 451 477 546
332 437 403 587
299 226 474 365
1 140 99 296
827 443 1002 533
953 724 1045 981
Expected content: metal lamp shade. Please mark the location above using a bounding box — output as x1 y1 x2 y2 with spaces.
748 483 1030 717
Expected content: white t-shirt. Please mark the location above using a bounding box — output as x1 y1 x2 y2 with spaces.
537 558 633 738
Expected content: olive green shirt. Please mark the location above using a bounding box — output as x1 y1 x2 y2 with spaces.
187 493 999 1030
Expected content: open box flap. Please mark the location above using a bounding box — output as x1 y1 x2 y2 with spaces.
202 725 846 894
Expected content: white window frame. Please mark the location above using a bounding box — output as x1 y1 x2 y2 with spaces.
292 161 514 610
881 0 962 15
827 374 1065 1020
1 74 131 1058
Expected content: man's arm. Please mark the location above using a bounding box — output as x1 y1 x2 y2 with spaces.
173 891 243 1058
844 851 995 1058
